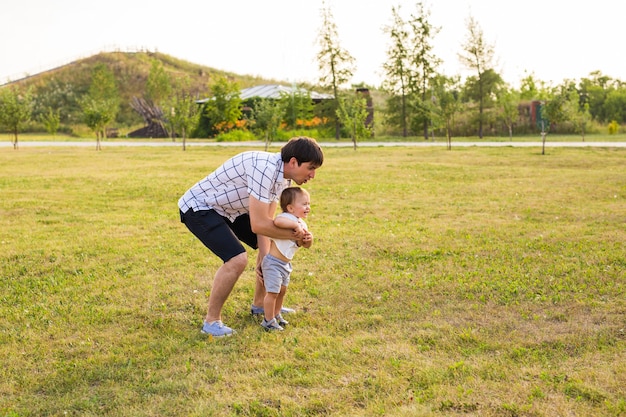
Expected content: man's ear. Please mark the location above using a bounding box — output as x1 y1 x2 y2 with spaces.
288 157 300 167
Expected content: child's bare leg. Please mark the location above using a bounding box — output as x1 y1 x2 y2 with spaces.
263 292 279 322
275 285 287 318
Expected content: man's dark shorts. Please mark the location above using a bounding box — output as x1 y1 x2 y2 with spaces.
180 209 258 262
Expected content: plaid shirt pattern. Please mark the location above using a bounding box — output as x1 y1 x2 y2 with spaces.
178 151 289 221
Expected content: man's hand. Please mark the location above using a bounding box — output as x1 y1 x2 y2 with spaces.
256 263 265 287
292 226 305 240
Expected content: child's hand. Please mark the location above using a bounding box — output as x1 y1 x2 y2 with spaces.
302 230 313 243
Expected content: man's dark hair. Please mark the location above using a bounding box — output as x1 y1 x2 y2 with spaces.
281 136 324 167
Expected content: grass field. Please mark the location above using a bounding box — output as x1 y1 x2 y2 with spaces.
0 144 624 416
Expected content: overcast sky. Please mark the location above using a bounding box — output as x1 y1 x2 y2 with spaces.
2 0 624 88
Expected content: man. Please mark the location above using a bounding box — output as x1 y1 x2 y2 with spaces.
178 137 324 336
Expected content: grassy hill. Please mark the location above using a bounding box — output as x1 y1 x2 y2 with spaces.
4 51 293 134
4 51 393 139
8 50 283 91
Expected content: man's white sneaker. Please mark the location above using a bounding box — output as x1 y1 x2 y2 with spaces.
201 320 235 337
251 305 296 315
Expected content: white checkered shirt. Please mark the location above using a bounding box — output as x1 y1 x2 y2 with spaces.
178 151 290 221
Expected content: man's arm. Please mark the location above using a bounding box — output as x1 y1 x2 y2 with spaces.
249 197 300 240
255 200 275 272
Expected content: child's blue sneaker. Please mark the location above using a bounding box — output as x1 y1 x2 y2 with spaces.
261 318 284 332
275 314 289 327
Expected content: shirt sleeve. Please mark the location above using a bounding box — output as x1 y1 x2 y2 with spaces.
246 153 281 203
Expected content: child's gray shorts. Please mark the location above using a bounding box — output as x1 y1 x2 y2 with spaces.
262 254 293 293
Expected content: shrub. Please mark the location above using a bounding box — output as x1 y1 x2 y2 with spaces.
276 127 331 141
214 129 256 142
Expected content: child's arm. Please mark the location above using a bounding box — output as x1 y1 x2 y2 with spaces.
274 215 303 233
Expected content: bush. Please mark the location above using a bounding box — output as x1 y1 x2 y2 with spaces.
276 128 331 141
214 129 257 142
213 127 331 143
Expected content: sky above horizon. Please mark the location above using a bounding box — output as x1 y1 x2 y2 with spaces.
2 0 624 88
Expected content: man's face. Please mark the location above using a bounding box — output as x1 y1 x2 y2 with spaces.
285 158 318 185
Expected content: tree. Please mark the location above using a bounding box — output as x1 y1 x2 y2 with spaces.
539 84 575 155
31 78 80 126
40 107 61 137
461 69 504 136
496 84 520 140
578 71 612 122
560 86 591 141
146 60 172 105
407 2 441 139
336 94 372 150
80 97 115 150
316 2 355 139
430 74 461 150
519 72 552 101
382 5 412 137
88 64 119 107
253 99 283 151
519 72 538 100
80 64 119 149
603 88 626 124
573 101 591 141
145 60 173 138
543 85 574 129
459 15 495 138
280 89 314 129
0 87 32 150
168 81 201 151
202 75 242 136
381 3 440 138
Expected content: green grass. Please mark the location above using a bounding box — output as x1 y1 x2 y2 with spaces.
1 145 624 416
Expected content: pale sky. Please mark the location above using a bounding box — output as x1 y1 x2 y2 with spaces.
2 0 624 88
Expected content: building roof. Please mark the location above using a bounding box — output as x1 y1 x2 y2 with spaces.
196 84 333 103
240 84 333 100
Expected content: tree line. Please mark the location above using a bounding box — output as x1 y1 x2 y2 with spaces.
377 4 625 144
2 2 625 150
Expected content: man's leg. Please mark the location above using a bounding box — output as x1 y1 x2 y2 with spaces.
253 275 266 310
205 252 248 323
251 278 295 315
252 236 269 309
181 209 247 326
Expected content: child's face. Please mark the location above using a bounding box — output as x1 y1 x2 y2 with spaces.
288 192 311 218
